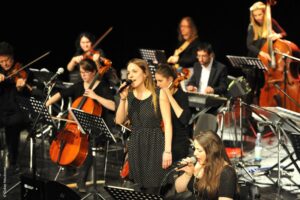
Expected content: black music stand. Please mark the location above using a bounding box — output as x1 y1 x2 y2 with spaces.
18 96 55 173
104 185 164 200
139 48 167 81
69 108 116 200
248 104 300 191
226 55 267 71
4 96 55 196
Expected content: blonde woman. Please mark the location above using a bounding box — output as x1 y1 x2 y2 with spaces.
115 58 172 194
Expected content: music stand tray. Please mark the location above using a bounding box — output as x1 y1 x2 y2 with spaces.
139 48 167 82
139 48 167 65
17 96 55 126
104 185 164 200
69 108 116 143
226 55 267 71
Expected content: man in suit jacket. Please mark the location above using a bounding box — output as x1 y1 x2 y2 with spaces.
186 42 228 96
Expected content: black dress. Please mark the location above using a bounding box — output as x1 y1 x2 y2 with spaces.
171 87 192 162
127 91 167 188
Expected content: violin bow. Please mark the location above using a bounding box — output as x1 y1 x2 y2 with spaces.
6 51 51 79
91 27 113 50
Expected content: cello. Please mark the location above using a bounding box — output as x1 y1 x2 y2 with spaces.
258 0 300 112
49 58 112 167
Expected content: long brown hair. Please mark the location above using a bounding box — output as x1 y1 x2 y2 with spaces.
127 58 158 112
194 131 232 199
178 16 198 42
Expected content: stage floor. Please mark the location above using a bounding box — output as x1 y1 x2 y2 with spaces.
1 128 300 200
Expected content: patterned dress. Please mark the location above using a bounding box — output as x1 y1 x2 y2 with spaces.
127 91 167 188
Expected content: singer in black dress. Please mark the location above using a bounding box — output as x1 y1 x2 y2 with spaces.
115 58 172 194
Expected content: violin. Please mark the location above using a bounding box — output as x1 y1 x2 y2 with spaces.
5 62 32 91
170 68 190 89
82 27 113 61
82 49 101 61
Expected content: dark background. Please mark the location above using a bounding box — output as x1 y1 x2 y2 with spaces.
1 0 299 81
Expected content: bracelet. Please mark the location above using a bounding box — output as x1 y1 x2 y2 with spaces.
164 151 172 154
120 98 127 101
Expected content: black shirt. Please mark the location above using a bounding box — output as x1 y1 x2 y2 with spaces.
60 80 115 129
187 165 238 200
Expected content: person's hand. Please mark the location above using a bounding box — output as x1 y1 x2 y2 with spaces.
186 85 197 92
73 55 83 64
119 81 129 101
259 51 271 61
0 73 5 83
16 78 26 91
162 151 172 169
204 86 214 94
92 52 101 63
84 88 97 99
176 157 195 175
167 55 179 64
269 33 282 41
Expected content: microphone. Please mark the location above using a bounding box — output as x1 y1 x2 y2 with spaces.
173 156 197 171
118 79 132 93
46 68 64 86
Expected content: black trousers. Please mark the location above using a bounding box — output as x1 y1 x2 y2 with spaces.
0 111 28 166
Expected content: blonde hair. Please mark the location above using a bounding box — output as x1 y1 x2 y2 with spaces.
127 58 158 113
250 1 268 40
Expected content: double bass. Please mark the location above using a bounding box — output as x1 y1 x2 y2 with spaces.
258 0 300 112
49 58 112 167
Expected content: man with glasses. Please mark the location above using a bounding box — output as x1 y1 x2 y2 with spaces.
186 42 228 96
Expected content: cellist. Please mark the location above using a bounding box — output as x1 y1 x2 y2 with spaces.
245 1 286 105
46 58 116 192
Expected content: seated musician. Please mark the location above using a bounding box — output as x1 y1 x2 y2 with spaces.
174 130 238 200
67 32 120 92
186 42 228 96
0 41 31 172
46 59 116 192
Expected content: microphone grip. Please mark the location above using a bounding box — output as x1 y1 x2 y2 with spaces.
118 80 132 93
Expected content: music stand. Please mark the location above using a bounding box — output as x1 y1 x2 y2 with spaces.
69 108 116 200
248 104 300 190
226 55 267 71
139 48 167 81
104 185 164 200
4 96 55 196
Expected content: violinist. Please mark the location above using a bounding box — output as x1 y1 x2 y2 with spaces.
67 32 104 83
66 32 120 91
46 59 116 192
0 41 31 172
245 1 286 105
167 16 202 87
155 64 192 162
